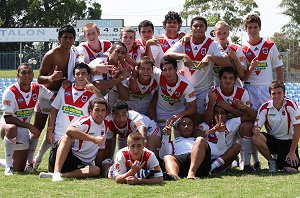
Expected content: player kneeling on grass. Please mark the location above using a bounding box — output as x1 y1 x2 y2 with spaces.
252 80 300 173
108 132 163 185
39 98 110 181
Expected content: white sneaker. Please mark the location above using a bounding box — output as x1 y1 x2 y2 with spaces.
4 166 14 176
268 159 278 173
24 163 35 173
39 172 53 178
52 172 63 182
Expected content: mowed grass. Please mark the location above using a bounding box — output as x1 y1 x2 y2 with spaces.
0 69 300 197
0 69 39 77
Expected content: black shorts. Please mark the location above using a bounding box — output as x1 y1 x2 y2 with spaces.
49 141 85 173
174 145 211 177
262 132 299 169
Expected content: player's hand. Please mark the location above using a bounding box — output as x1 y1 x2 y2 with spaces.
285 152 299 167
94 64 114 75
162 125 172 136
93 136 106 146
62 79 72 89
28 125 40 139
46 127 54 144
125 175 140 185
183 54 193 68
208 86 217 103
228 49 239 62
50 66 66 82
252 122 261 135
200 54 212 67
182 34 191 43
249 56 258 71
214 115 226 132
216 100 231 111
146 38 160 46
233 99 247 110
147 107 156 121
178 32 186 40
84 78 96 92
129 160 145 173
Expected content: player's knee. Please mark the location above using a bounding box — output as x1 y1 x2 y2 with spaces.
252 134 263 145
163 155 173 163
232 143 242 153
239 121 253 137
89 166 101 177
5 124 18 138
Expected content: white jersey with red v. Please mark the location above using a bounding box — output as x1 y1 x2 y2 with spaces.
158 34 179 53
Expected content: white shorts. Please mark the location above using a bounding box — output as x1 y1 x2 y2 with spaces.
35 90 56 114
195 88 209 114
0 123 30 150
244 84 270 111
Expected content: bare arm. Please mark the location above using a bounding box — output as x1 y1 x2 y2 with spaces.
147 91 158 120
275 66 284 83
286 124 300 167
4 115 40 138
46 107 58 144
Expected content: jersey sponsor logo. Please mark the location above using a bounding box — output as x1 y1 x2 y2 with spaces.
62 105 84 117
15 109 34 117
268 113 276 117
3 100 11 106
161 94 180 105
256 61 267 70
132 92 150 100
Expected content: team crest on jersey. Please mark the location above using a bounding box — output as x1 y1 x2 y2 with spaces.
175 92 181 97
133 54 138 60
65 91 71 97
162 43 168 49
100 131 105 136
185 46 191 52
282 110 286 116
263 48 268 54
81 96 88 102
246 51 251 57
17 97 23 103
32 94 37 101
201 48 206 55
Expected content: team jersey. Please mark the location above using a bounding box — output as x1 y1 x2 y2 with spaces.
156 73 196 123
241 38 283 85
51 83 97 142
126 68 160 115
213 43 246 87
112 147 163 178
256 98 300 140
135 38 164 68
1 82 53 124
159 136 195 159
168 37 225 91
199 118 241 151
205 86 251 109
105 110 145 141
70 115 107 165
158 34 180 53
128 45 145 62
76 40 112 64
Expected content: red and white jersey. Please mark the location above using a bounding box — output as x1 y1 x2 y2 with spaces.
76 40 111 64
135 38 164 68
113 147 163 178
199 118 241 151
1 82 53 123
105 110 145 141
213 43 246 87
242 38 283 85
51 83 97 142
158 34 180 53
156 73 196 122
159 136 195 158
126 69 160 115
205 86 251 109
256 98 300 140
70 115 107 165
128 45 145 62
168 37 225 91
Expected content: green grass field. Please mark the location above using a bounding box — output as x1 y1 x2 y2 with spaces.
0 70 300 197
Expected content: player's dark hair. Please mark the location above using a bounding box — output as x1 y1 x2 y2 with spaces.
244 14 261 30
191 16 207 28
219 67 238 80
163 11 182 31
160 57 178 70
111 99 129 114
73 62 91 76
88 98 111 115
269 80 285 94
110 41 127 53
58 25 76 38
137 56 154 68
138 20 154 33
17 63 32 74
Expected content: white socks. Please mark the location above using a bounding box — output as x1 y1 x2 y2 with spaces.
3 136 15 167
27 137 39 163
34 137 52 163
211 157 225 171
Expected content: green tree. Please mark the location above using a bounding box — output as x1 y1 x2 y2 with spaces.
181 0 259 33
279 0 300 39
